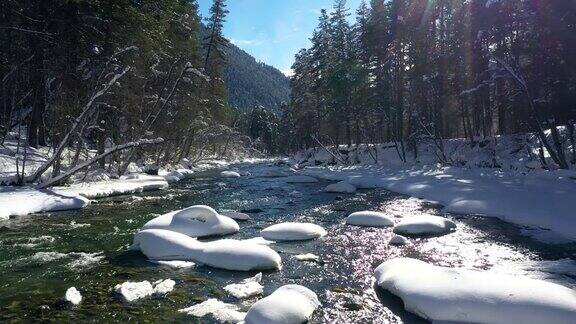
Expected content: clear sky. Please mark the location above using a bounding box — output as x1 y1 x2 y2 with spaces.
197 0 363 76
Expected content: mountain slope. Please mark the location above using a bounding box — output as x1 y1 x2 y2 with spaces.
200 25 290 114
224 44 290 114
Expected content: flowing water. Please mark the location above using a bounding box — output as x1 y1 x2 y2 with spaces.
1 163 575 323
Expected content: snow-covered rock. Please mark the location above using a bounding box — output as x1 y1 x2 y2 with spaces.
223 273 263 299
389 235 410 246
220 211 251 221
325 181 357 193
284 175 319 183
135 229 282 271
345 211 394 227
374 258 576 324
294 253 320 262
0 188 90 220
139 205 239 238
244 285 321 324
179 299 246 323
64 287 82 306
151 260 196 269
393 215 456 236
261 222 327 241
221 171 241 178
153 279 175 295
113 279 175 302
113 281 155 303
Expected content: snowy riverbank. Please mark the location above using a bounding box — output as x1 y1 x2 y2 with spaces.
301 164 576 243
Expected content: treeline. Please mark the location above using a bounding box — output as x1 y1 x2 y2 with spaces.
0 0 248 184
284 0 576 168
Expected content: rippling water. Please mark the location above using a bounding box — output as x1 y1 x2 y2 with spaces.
1 163 575 323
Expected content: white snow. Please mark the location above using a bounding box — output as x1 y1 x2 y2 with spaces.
0 188 90 220
301 165 576 243
374 258 576 324
244 285 321 324
389 235 410 246
113 279 175 302
135 229 282 271
261 222 327 241
139 205 239 238
294 253 320 262
64 287 82 306
223 273 263 299
325 181 357 193
113 281 155 303
151 260 196 269
345 211 394 227
179 298 246 323
284 175 319 183
221 171 241 178
393 215 456 236
220 211 251 221
241 237 275 246
60 176 168 199
152 279 176 295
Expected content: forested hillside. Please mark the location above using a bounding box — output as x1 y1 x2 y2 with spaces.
283 0 576 170
224 41 290 113
198 25 290 114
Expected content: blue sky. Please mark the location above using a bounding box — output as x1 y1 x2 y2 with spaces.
197 0 363 76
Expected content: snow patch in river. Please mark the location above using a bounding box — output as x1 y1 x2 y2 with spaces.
179 298 246 323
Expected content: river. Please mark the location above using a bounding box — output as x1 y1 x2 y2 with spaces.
1 162 575 323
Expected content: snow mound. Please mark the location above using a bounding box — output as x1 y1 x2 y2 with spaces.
294 253 320 262
389 235 410 246
374 258 576 324
179 298 246 323
139 205 239 238
345 211 394 227
393 215 456 236
261 222 327 241
64 287 82 306
244 285 321 324
241 237 275 246
284 175 319 183
135 229 282 271
224 273 263 299
0 188 90 220
221 171 241 178
113 281 154 303
151 260 196 269
220 211 251 221
153 279 176 295
325 181 357 193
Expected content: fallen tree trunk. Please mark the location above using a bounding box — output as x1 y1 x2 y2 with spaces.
37 137 164 189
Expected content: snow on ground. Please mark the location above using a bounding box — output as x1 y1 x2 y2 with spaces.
135 229 282 271
179 298 246 323
223 273 263 299
0 188 90 220
138 205 239 238
302 165 576 242
244 285 321 324
374 258 576 324
393 215 457 236
64 287 82 306
345 211 395 227
260 222 327 241
59 176 169 199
